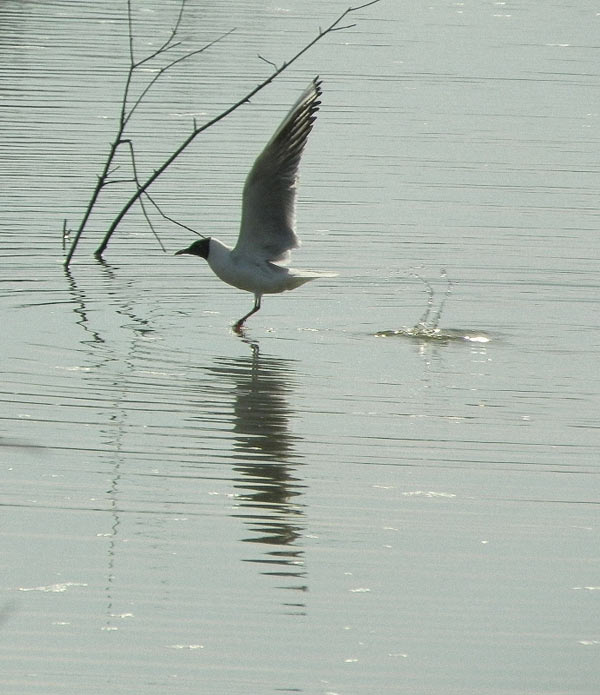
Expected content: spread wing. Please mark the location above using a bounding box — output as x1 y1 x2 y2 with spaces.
233 77 322 264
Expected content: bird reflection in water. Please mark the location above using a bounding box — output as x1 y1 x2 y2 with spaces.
206 339 307 599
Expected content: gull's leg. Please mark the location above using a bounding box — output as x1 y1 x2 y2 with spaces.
233 294 261 332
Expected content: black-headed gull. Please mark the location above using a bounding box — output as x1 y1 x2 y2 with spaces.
176 77 335 331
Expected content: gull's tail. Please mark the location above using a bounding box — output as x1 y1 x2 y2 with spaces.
283 268 337 291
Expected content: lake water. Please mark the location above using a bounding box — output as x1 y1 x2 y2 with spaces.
1 1 599 693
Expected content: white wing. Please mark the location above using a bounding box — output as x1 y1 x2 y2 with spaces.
233 77 322 264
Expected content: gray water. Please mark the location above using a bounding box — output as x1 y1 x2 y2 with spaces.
1 1 599 693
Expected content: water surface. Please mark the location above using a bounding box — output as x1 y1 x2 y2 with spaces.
1 1 599 694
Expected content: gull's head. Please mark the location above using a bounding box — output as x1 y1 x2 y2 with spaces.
175 238 210 260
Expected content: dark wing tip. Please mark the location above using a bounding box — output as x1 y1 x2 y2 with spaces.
312 76 323 101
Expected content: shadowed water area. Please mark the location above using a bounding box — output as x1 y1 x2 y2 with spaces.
1 1 599 694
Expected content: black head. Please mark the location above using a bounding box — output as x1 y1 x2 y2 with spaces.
175 238 210 260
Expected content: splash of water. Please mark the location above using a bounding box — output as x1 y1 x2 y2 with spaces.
375 268 490 343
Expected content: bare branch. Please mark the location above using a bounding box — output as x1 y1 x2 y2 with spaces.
258 54 278 70
124 29 236 126
349 0 383 10
134 39 182 70
130 0 186 68
163 0 187 49
138 0 187 65
102 178 137 186
122 139 167 252
145 194 204 237
138 201 163 250
64 138 122 267
64 0 228 267
119 0 137 130
329 23 357 32
127 0 134 66
94 0 384 259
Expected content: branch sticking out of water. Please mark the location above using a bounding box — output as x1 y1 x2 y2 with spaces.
62 0 383 266
63 0 234 267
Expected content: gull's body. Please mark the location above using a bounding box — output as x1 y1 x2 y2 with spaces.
176 77 334 331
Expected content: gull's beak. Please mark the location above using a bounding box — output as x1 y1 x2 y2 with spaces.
175 248 189 256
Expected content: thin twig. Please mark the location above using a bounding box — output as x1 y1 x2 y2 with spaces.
122 139 167 252
103 178 137 186
349 0 382 11
134 0 187 66
257 54 278 70
145 193 204 237
124 29 236 127
121 0 136 127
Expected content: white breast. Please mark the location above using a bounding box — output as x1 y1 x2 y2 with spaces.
206 238 294 295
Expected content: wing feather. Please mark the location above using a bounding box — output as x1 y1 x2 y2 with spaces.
233 77 322 264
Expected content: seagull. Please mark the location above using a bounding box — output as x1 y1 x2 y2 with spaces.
175 77 335 331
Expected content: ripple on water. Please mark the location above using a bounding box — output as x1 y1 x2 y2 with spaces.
374 325 492 343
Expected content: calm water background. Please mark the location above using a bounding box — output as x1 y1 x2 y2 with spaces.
1 1 599 693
